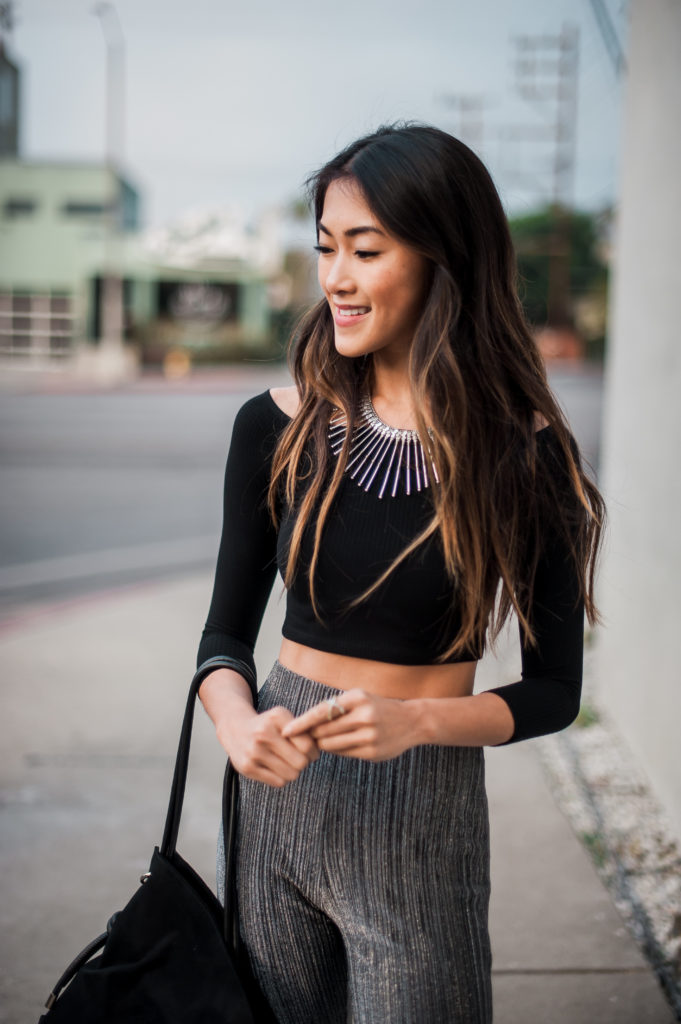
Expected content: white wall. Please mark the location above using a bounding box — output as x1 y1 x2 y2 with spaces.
598 0 681 839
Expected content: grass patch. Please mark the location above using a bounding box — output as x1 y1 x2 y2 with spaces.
581 831 608 869
574 701 600 728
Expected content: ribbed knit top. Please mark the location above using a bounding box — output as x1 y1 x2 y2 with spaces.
197 389 585 744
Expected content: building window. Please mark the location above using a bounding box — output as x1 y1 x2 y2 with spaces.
0 290 76 357
61 200 113 217
3 197 37 217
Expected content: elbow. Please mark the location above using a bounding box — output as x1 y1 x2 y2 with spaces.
538 678 581 738
565 691 581 730
558 676 582 732
488 674 582 745
552 695 581 737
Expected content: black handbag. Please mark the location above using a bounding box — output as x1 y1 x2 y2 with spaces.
39 656 277 1024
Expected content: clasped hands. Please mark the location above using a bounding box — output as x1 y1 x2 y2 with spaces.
229 689 417 788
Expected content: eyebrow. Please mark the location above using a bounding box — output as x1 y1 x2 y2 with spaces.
318 222 387 239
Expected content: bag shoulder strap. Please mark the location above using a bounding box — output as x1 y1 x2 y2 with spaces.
160 656 255 857
160 655 256 952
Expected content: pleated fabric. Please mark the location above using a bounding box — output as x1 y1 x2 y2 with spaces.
219 659 492 1024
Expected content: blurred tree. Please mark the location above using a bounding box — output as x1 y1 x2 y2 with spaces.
509 205 610 359
266 197 319 359
288 196 310 222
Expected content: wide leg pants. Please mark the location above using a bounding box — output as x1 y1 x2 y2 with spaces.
218 659 493 1024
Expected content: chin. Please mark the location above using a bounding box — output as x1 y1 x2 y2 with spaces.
333 335 373 360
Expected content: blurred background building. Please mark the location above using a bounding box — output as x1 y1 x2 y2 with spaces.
0 150 283 377
0 152 139 368
0 30 309 380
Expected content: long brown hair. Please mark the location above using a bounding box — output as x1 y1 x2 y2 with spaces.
268 123 604 659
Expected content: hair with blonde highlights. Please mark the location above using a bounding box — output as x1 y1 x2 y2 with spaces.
267 123 605 660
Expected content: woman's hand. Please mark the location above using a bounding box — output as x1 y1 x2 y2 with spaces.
281 688 423 762
218 706 320 788
199 667 319 788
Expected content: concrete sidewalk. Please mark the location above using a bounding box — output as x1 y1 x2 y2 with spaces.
0 574 674 1023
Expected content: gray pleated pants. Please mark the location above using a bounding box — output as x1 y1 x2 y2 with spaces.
217 659 492 1024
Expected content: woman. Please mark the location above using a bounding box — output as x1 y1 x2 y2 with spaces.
196 123 604 1024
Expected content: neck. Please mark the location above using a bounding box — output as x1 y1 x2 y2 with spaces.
367 358 417 430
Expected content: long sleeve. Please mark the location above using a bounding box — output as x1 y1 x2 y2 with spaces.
196 393 285 695
486 429 585 744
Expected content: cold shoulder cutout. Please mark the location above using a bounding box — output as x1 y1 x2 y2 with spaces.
268 386 299 419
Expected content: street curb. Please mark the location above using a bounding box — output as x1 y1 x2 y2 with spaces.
536 716 681 1021
0 575 189 637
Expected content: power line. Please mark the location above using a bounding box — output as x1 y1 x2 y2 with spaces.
588 0 627 77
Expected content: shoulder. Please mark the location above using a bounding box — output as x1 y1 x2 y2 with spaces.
229 389 293 463
268 385 300 419
531 423 584 529
533 410 549 432
520 417 582 508
233 388 294 429
533 420 579 465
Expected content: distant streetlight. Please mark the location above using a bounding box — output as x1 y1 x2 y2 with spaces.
92 2 125 167
92 2 125 350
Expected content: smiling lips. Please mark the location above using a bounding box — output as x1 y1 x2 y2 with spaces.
334 304 371 327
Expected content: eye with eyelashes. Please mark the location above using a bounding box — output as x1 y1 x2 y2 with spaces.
313 245 379 260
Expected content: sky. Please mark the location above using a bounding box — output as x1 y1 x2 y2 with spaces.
7 0 628 231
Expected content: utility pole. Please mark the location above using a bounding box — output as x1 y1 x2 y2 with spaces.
439 93 487 155
0 2 13 35
0 2 19 158
504 23 580 326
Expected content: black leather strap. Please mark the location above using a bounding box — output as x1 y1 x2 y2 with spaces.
160 656 257 954
221 761 241 955
44 931 108 1009
161 657 256 857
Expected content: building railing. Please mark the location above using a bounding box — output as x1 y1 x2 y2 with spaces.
0 289 77 358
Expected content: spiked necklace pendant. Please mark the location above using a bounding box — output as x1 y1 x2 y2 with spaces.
328 394 439 499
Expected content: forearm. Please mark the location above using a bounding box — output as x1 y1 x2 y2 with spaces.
199 667 320 784
198 668 258 747
407 690 515 747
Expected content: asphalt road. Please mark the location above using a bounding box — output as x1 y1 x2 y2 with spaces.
0 365 603 617
0 391 241 614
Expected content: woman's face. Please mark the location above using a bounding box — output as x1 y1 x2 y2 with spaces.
316 178 431 362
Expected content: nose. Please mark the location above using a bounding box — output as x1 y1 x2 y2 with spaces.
321 251 355 296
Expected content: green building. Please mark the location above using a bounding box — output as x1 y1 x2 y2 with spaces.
0 42 275 373
0 158 138 362
0 157 275 369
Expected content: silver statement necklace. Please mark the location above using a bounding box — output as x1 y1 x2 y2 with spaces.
328 391 439 499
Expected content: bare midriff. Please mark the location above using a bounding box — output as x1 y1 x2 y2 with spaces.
277 638 477 700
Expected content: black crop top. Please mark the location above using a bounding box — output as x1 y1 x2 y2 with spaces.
197 389 585 745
